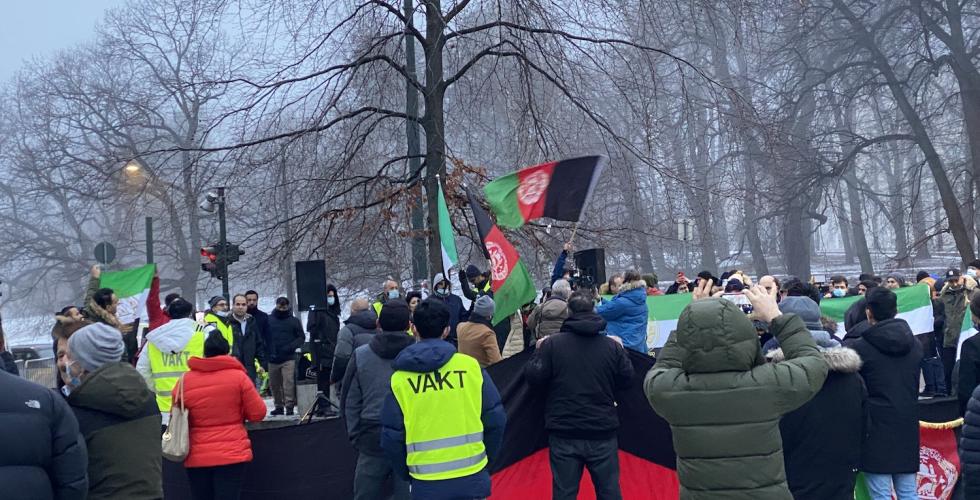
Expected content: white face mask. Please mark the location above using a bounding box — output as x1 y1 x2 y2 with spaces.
969 269 978 279
216 310 230 318
327 297 336 306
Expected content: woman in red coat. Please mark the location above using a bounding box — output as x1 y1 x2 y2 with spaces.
173 329 266 500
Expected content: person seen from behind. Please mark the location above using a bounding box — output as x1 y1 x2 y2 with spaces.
644 279 829 499
597 270 649 353
524 291 634 500
457 295 503 368
175 329 266 500
381 299 507 500
850 287 922 500
527 279 570 340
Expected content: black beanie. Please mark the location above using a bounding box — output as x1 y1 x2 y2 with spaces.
379 299 411 331
204 329 230 358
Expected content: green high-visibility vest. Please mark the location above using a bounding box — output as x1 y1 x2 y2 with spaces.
390 352 487 481
203 312 234 348
147 326 206 412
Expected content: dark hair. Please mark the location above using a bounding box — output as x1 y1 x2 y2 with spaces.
830 275 848 286
859 280 877 291
642 274 658 289
232 294 247 304
244 290 258 298
93 288 115 309
406 291 423 304
916 271 930 282
865 287 898 321
784 279 820 304
276 296 289 306
623 269 642 283
204 329 230 357
59 306 78 316
607 273 623 290
568 291 596 314
858 273 876 282
164 293 181 307
413 299 450 338
166 298 194 319
971 293 980 321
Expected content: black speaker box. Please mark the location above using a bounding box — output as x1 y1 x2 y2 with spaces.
573 248 606 286
295 260 327 311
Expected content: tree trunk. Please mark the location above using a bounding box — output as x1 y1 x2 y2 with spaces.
783 197 811 279
405 0 428 284
835 0 975 264
423 0 448 276
911 183 931 259
886 153 911 267
845 168 875 274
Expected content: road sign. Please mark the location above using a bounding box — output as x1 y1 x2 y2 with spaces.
94 242 116 265
677 219 695 242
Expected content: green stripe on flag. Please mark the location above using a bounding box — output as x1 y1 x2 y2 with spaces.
483 173 523 228
100 264 155 298
437 181 458 273
492 260 537 326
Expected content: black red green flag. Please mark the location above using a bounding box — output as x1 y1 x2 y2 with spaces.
465 188 537 325
483 155 605 229
487 350 679 498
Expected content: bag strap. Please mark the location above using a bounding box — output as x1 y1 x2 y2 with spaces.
177 374 186 411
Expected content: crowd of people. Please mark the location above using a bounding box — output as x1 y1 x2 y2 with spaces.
5 252 980 499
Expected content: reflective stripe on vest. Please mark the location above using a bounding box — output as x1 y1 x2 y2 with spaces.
390 352 486 481
203 313 234 348
147 327 205 412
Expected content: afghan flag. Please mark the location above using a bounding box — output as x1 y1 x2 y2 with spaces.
854 421 961 499
437 177 459 274
466 188 537 325
483 156 605 229
99 264 155 324
820 284 934 337
488 350 679 499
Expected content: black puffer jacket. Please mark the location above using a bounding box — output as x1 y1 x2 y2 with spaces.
67 362 162 500
523 311 634 439
0 370 88 500
308 286 341 371
850 318 922 473
773 346 867 500
961 384 980 498
267 309 305 364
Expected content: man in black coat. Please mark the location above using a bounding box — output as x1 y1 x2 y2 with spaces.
958 293 980 414
850 287 922 500
524 291 634 500
307 284 341 393
0 370 88 499
961 384 980 498
229 293 267 384
245 290 272 359
267 296 306 416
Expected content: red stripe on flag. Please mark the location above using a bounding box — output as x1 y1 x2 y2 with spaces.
484 226 520 294
917 425 960 498
490 448 679 499
516 161 557 223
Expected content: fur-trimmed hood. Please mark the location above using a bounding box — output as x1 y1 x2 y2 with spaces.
618 279 648 294
768 345 862 373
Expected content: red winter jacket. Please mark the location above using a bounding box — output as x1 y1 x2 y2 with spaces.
173 355 267 468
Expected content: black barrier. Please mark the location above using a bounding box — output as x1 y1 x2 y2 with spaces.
163 418 356 500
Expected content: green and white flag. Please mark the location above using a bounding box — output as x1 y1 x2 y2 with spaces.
820 284 934 337
437 179 459 274
99 264 155 324
615 283 937 351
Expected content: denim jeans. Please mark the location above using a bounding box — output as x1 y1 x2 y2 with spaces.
864 473 917 500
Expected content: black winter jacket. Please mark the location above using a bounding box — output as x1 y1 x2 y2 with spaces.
267 309 305 364
308 297 341 372
67 362 162 500
774 346 867 500
229 314 266 380
0 370 88 500
961 384 980 498
960 332 980 415
850 318 923 473
524 311 634 439
247 307 271 356
1 350 17 375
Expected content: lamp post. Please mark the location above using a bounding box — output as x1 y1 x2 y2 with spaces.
200 187 229 299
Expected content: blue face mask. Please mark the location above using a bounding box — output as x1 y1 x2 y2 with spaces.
388 290 400 300
832 288 846 298
63 361 81 390
435 288 449 297
327 296 336 306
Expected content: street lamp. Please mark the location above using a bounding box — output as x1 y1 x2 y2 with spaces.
199 191 219 213
200 187 229 299
124 160 142 175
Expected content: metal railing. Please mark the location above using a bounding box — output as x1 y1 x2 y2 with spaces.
20 357 56 388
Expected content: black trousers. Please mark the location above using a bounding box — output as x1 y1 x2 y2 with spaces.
548 435 622 500
186 462 247 500
943 346 958 396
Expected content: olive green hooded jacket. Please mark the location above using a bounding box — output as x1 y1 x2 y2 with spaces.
644 299 828 499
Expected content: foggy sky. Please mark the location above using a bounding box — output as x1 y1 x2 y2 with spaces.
0 1 125 81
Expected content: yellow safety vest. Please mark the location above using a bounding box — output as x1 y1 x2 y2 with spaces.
147 327 206 412
390 353 486 481
203 312 235 348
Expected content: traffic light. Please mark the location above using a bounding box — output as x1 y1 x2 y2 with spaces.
200 244 224 280
225 244 245 264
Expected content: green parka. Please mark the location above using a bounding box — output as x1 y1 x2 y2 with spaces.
644 299 828 500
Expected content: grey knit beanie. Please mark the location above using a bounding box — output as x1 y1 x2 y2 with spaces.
473 295 495 319
68 323 124 373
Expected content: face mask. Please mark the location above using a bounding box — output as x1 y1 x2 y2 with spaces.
832 288 846 298
63 361 81 389
327 297 336 306
388 290 400 300
969 269 978 279
216 310 230 318
435 288 449 297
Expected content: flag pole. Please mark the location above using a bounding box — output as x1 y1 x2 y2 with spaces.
437 174 448 279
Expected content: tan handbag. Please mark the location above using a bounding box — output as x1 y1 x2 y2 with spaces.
161 374 190 462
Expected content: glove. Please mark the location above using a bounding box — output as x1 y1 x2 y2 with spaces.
458 269 468 286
